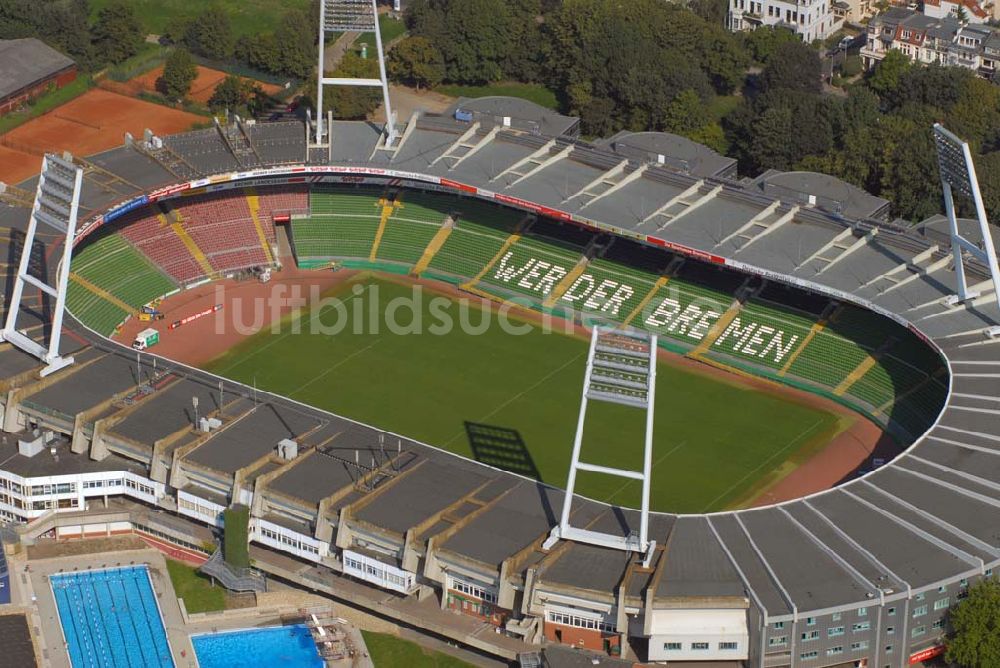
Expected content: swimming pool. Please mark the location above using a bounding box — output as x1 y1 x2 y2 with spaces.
50 565 174 668
192 624 323 668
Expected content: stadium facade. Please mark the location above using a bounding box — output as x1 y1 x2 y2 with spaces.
0 102 998 668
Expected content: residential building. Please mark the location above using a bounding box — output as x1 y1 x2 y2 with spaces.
728 0 840 42
861 6 1000 78
923 0 994 24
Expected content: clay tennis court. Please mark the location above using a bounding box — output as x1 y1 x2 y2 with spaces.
129 65 285 104
0 89 204 185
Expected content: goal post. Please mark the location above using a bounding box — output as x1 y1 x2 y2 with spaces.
543 326 658 562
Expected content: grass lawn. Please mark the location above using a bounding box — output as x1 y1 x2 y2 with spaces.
165 559 226 614
435 82 559 110
354 16 408 55
0 76 94 136
362 631 474 668
89 0 310 37
204 276 846 513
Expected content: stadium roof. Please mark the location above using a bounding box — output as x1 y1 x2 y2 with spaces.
0 39 75 101
2 109 1000 625
445 96 580 137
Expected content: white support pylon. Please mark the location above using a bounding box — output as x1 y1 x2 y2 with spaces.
2 154 83 376
315 0 397 150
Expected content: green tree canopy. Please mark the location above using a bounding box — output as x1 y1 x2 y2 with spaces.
158 48 197 101
208 75 267 116
760 41 821 94
946 579 1000 668
741 26 799 65
388 36 445 89
184 7 235 61
867 49 912 100
91 1 144 65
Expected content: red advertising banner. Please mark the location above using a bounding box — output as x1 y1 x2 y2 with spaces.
909 645 945 664
439 178 477 194
169 304 223 330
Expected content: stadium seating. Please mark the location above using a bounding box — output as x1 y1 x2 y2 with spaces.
177 192 269 273
376 219 443 266
118 208 206 284
426 219 515 279
68 231 176 335
79 184 947 441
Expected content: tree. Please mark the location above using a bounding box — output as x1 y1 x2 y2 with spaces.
184 7 234 60
208 75 267 116
274 8 316 79
324 52 382 119
157 48 197 100
946 77 1000 151
388 36 445 89
867 49 912 100
91 1 144 65
440 0 515 83
664 89 706 135
946 579 1000 668
760 41 822 94
742 26 799 65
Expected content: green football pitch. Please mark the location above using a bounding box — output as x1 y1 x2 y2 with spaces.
204 275 849 513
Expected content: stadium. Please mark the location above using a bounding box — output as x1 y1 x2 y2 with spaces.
1 16 999 668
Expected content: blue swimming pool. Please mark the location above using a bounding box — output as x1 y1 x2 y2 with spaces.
193 624 323 668
51 565 174 668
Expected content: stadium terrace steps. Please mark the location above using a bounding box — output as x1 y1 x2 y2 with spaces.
368 198 398 261
411 221 455 275
376 218 444 267
292 189 385 260
68 232 177 336
245 190 275 265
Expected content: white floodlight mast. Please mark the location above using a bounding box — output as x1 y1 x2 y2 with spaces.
548 326 657 558
315 0 397 149
933 123 1000 323
1 154 83 376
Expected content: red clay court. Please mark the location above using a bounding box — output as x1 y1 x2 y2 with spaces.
129 65 286 105
0 88 204 185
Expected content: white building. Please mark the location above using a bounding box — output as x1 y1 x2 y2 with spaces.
923 0 993 24
728 0 840 43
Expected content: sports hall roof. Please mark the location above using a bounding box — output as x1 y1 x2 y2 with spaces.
1 109 999 618
0 39 75 101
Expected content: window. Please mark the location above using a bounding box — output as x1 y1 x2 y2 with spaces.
691 643 709 651
916 593 925 601
858 607 868 617
664 642 681 651
986 568 993 577
851 641 870 651
934 598 950 611
768 636 787 647
827 646 844 656
937 586 947 593
832 612 841 621
800 651 818 660
546 611 614 634
451 579 498 604
852 622 870 632
828 627 845 637
887 607 896 616
932 620 944 630
912 605 928 618
806 617 816 626
912 626 926 637
773 622 785 629
886 645 894 653
719 642 738 651
802 631 820 641
886 626 895 635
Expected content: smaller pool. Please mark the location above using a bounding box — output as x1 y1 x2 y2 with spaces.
192 624 323 668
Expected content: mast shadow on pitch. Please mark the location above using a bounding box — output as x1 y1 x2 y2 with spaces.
464 421 542 482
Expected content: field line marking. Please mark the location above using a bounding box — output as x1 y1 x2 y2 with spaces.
288 339 384 398
701 417 827 512
604 440 687 505
441 352 586 449
213 289 367 375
